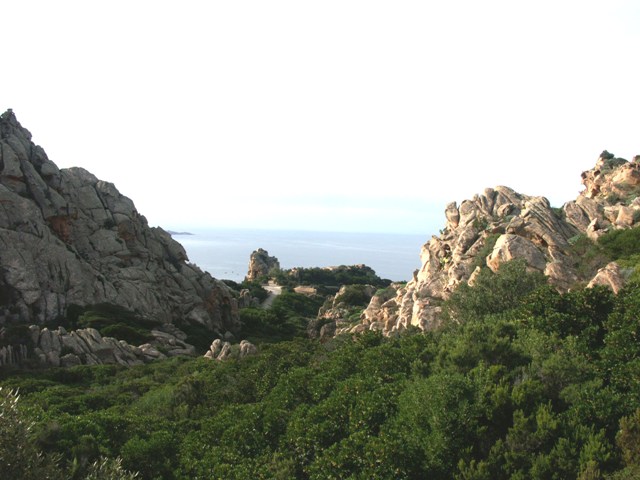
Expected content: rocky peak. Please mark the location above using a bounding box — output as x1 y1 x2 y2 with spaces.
581 151 640 200
361 152 640 335
564 151 640 239
0 111 240 361
246 248 280 281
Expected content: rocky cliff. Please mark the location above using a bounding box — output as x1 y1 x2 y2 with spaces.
0 110 240 365
360 152 640 334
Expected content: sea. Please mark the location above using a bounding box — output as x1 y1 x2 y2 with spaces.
173 229 429 282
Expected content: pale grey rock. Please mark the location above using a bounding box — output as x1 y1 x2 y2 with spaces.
615 206 636 227
216 342 232 361
0 110 239 337
205 339 223 359
138 344 166 360
368 321 385 331
10 324 196 367
349 324 367 334
204 338 257 361
239 340 257 357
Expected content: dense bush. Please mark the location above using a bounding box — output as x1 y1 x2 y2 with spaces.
1 277 639 478
334 284 374 307
238 280 270 303
239 291 324 344
443 259 546 323
48 303 158 345
599 225 640 262
274 264 391 290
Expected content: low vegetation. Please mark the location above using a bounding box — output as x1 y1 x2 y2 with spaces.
3 227 640 478
270 264 391 294
2 261 640 478
239 290 325 344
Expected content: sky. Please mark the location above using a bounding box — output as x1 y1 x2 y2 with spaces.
3 1 640 235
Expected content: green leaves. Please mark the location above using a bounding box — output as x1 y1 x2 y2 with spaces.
3 279 640 478
443 259 546 323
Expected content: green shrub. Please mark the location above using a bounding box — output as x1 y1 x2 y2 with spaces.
0 387 64 479
85 456 139 480
599 225 640 262
471 233 501 270
0 324 33 348
69 304 159 345
607 193 622 204
238 281 269 303
472 216 489 231
175 322 215 353
334 285 373 307
100 324 151 345
283 265 390 289
443 259 546 323
569 234 610 279
551 206 565 220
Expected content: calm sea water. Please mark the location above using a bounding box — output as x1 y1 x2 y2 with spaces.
174 229 428 282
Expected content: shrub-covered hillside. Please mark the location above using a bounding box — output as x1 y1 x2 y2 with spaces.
2 260 640 479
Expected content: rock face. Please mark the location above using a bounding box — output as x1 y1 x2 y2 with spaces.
245 248 280 281
0 110 239 360
361 152 640 335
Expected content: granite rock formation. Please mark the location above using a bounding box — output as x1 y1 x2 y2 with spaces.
308 284 377 339
203 338 257 361
0 323 198 368
361 152 640 335
245 248 280 281
564 152 640 239
0 110 240 365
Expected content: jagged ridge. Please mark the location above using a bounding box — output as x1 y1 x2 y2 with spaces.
359 152 640 334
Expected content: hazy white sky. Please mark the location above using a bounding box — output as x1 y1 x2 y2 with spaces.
3 1 639 234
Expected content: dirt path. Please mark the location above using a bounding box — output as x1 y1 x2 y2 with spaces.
261 283 283 309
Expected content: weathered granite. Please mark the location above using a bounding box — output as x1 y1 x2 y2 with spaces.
0 110 239 338
360 152 640 335
203 338 257 361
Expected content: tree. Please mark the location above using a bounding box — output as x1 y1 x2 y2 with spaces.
84 457 139 480
0 387 64 479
